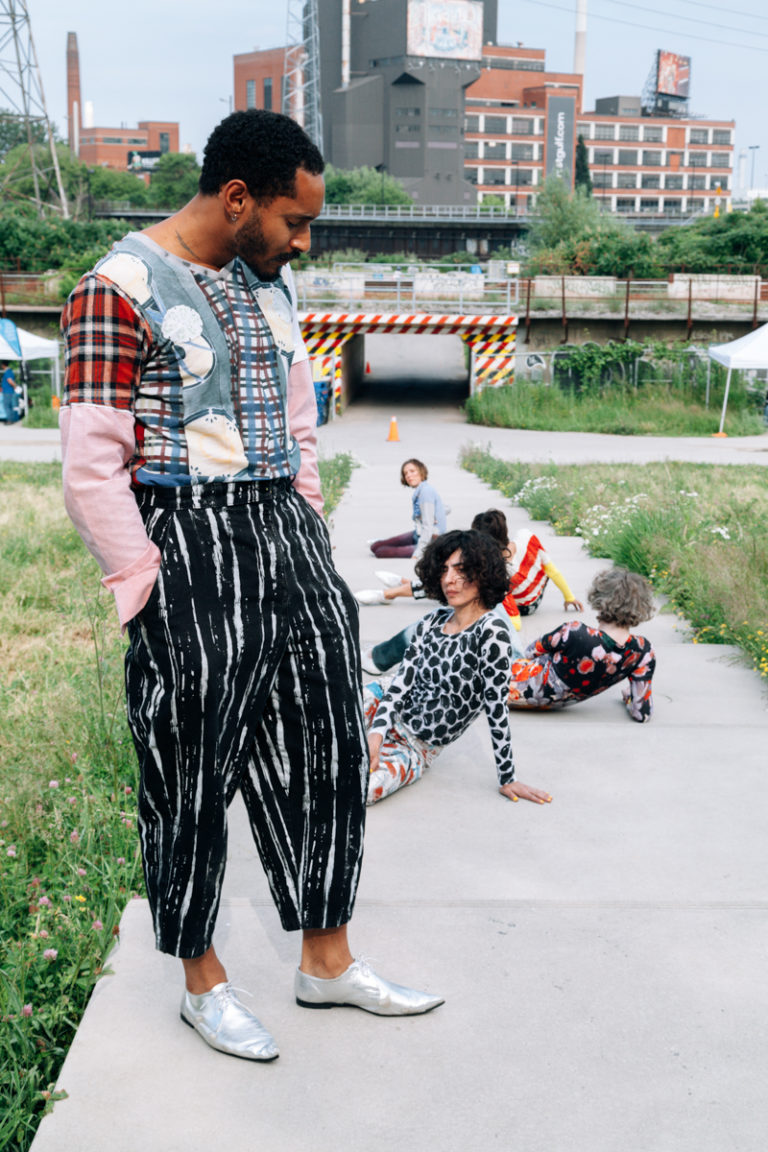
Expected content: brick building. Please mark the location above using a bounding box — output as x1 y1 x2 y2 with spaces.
66 32 179 173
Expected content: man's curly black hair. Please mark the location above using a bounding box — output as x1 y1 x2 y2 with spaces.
199 110 324 204
414 529 509 609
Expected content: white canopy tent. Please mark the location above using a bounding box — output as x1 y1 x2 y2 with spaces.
708 324 768 435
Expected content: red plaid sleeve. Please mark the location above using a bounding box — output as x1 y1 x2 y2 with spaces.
61 274 152 410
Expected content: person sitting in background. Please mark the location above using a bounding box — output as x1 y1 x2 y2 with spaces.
507 567 655 722
367 458 447 562
357 509 581 619
364 529 551 806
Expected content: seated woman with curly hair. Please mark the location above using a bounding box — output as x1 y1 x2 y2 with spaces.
507 567 656 721
365 529 551 806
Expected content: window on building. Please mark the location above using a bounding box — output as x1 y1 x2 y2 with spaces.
642 150 662 166
464 167 478 184
642 126 663 143
664 199 682 214
515 168 533 186
127 137 145 145
688 152 707 167
395 124 421 134
159 132 170 154
577 122 591 138
465 116 480 132
397 107 421 117
665 174 684 190
712 129 731 146
593 148 614 166
483 168 507 185
689 128 709 145
689 174 706 189
711 175 728 190
639 198 660 212
103 136 124 144
511 117 534 135
246 79 255 110
641 174 661 189
594 123 615 140
464 142 479 160
617 149 638 165
483 141 506 159
263 78 273 111
617 172 637 189
616 197 636 213
485 116 507 133
711 152 730 168
618 125 639 141
592 171 613 188
511 142 534 161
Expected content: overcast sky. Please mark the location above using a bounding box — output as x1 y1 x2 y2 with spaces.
23 0 768 193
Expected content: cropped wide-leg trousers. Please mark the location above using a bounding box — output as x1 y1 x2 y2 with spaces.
124 479 368 958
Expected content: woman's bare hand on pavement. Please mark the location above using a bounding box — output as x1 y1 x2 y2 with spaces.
499 781 552 805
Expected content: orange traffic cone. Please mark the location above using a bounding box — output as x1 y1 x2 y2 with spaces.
366 361 371 374
386 416 399 442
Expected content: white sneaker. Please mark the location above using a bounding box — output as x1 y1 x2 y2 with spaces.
355 589 388 606
375 570 405 589
360 647 380 675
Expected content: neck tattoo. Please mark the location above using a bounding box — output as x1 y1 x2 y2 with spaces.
174 229 207 264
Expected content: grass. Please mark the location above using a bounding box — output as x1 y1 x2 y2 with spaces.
465 378 766 437
0 454 356 1152
461 446 768 680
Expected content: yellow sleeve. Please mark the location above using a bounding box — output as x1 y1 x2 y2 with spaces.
542 560 575 603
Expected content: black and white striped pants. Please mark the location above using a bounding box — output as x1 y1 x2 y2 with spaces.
125 479 368 958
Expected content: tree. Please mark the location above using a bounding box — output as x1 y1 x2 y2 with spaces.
148 153 201 209
574 135 592 196
0 109 52 160
528 176 601 250
323 164 412 206
655 203 768 272
88 166 149 207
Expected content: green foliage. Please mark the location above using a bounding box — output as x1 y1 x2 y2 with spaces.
0 110 52 160
317 452 358 517
574 135 592 196
87 166 149 206
460 448 768 677
324 164 412 206
0 204 130 277
527 176 662 278
464 344 763 437
147 152 201 209
656 203 768 272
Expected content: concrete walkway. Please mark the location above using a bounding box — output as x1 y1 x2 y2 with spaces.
28 390 768 1152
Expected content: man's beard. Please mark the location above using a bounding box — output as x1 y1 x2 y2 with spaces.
233 213 293 282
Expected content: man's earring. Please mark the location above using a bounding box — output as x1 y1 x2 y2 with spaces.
231 213 238 222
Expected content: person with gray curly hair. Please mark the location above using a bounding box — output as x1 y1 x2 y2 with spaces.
507 568 655 721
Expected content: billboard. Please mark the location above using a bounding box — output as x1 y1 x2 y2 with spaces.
406 0 483 61
656 51 691 99
545 95 575 185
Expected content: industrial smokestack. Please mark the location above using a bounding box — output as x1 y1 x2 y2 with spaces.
574 0 586 76
341 0 350 87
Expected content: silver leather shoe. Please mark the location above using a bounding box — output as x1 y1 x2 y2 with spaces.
294 959 444 1016
180 981 279 1061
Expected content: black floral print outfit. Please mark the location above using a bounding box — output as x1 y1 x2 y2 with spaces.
508 621 655 722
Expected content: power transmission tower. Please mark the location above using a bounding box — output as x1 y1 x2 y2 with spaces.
284 0 323 151
0 0 69 217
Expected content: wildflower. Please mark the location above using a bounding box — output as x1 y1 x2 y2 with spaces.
70 831 79 844
62 894 72 903
38 896 51 907
43 949 58 961
92 919 103 930
124 786 133 795
39 929 49 939
21 1004 33 1017
116 857 126 865
6 846 16 857
74 895 86 903
70 752 78 765
49 780 59 789
77 867 87 877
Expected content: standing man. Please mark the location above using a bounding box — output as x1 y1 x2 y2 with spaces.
60 110 442 1062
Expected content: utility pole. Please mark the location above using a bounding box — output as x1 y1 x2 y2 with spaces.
0 0 69 217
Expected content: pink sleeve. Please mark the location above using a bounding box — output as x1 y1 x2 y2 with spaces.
60 403 161 630
287 358 324 516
